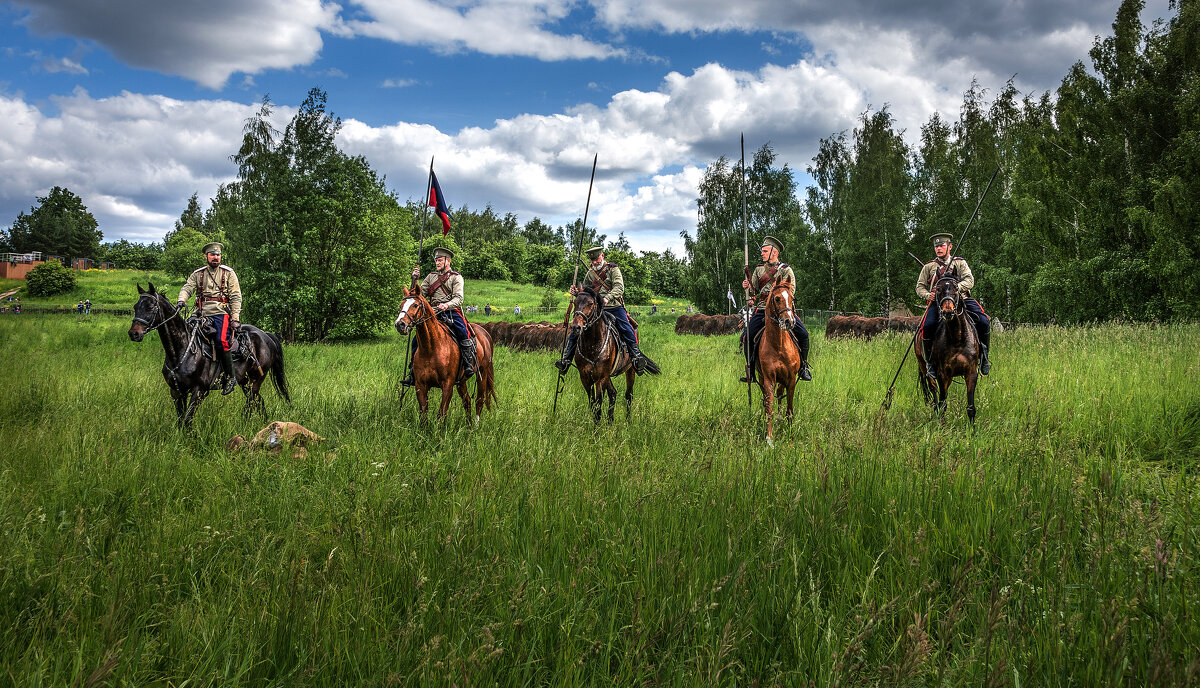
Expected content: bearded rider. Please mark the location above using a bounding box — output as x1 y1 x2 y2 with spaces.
916 232 992 379
740 235 811 383
177 242 242 395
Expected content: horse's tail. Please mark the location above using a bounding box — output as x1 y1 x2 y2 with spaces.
267 332 292 403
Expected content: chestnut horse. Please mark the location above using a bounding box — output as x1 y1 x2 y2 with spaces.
128 283 290 426
754 277 804 445
568 286 635 423
916 275 980 424
394 287 496 424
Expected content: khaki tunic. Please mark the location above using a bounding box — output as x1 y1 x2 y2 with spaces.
749 261 795 310
420 270 464 309
178 264 242 319
916 257 974 301
583 262 625 308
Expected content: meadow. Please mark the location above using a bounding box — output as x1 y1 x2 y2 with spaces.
0 308 1196 686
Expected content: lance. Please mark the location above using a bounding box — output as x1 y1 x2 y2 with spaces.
417 156 434 265
740 134 753 418
553 153 598 416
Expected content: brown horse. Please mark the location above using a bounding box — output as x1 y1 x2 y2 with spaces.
916 275 980 424
754 277 804 445
567 286 635 423
128 283 290 426
394 287 496 424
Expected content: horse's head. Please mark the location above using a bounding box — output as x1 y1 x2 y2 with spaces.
935 275 962 319
765 277 796 331
129 282 172 342
570 286 603 332
395 286 429 335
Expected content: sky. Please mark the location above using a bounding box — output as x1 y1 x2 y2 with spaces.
0 0 1172 255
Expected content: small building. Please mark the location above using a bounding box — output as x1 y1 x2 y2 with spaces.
0 252 44 280
71 257 95 270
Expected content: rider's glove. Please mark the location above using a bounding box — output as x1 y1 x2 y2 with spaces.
176 300 185 311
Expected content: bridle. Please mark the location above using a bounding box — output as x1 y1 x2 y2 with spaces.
767 285 796 330
570 293 615 366
132 294 180 334
571 293 605 333
935 276 963 318
396 296 440 331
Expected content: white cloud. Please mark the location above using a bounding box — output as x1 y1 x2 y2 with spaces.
381 78 419 88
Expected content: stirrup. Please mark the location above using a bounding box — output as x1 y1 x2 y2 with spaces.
221 376 237 395
554 358 571 374
799 361 812 382
400 371 415 387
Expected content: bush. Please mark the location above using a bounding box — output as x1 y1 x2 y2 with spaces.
26 260 76 296
539 286 563 310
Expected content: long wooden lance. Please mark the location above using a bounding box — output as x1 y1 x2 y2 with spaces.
553 153 598 416
417 156 434 265
740 134 753 417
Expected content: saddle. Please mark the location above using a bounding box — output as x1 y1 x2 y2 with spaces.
743 321 802 355
600 311 634 376
434 311 476 382
191 317 253 362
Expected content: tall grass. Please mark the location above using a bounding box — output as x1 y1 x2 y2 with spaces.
0 314 1196 686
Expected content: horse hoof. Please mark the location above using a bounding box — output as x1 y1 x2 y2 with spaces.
765 435 774 448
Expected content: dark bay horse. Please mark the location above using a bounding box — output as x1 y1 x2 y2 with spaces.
394 287 496 424
128 283 290 426
916 275 980 424
566 286 637 423
754 277 804 445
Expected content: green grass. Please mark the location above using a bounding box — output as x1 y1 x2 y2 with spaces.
0 314 1196 686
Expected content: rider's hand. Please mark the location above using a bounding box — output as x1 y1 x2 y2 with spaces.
925 294 934 303
411 267 420 279
434 304 446 312
231 319 240 331
176 300 185 311
741 279 750 289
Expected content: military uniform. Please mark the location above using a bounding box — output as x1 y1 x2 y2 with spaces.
917 232 991 376
556 246 659 375
177 242 242 394
741 235 811 382
403 247 475 384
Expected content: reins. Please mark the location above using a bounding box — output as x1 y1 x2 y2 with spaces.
132 294 181 334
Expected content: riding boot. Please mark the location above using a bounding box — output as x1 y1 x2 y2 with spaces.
555 333 578 374
740 350 757 383
979 330 992 376
460 338 477 378
219 348 237 395
400 359 415 387
799 348 812 382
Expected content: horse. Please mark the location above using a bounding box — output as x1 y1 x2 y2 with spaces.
127 283 291 426
915 275 980 424
753 277 804 445
567 286 636 423
394 287 496 424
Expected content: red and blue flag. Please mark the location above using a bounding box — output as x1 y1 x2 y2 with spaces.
429 170 453 236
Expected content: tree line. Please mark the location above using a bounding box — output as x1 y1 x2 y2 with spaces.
686 0 1198 323
5 0 1193 333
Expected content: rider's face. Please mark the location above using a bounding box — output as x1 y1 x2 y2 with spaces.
761 245 775 262
590 253 604 266
934 242 951 259
206 252 221 268
435 255 450 271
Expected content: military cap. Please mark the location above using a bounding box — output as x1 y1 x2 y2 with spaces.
929 232 954 246
433 247 454 260
760 235 784 253
202 242 223 255
585 246 604 259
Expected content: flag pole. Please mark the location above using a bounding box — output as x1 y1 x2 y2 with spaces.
418 156 434 265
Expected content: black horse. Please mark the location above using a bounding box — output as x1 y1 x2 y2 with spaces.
916 275 980 424
566 286 637 423
128 283 290 426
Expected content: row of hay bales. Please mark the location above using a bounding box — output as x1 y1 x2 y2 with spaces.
477 320 566 352
825 315 921 340
674 313 742 336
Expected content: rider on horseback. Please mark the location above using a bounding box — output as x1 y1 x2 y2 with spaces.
556 246 659 376
740 236 811 383
917 232 991 380
176 242 241 395
402 246 476 386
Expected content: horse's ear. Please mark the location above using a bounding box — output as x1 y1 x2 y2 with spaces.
147 282 156 294
136 283 145 294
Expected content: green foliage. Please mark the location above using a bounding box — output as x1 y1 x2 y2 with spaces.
523 243 567 288
100 239 162 270
538 285 562 309
25 259 76 296
159 227 210 278
215 89 415 340
6 186 101 260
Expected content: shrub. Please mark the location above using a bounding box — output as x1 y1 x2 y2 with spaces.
26 260 76 296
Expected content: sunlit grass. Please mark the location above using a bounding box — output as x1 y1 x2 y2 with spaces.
0 314 1196 686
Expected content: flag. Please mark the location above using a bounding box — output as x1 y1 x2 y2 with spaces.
727 286 736 307
428 170 453 236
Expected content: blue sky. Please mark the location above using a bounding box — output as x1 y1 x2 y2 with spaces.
0 0 1170 255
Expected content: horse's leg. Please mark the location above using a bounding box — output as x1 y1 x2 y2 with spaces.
785 380 796 423
416 385 431 423
624 370 634 420
456 381 475 427
587 380 602 424
761 377 775 446
966 368 978 426
437 380 455 422
937 375 950 420
603 376 617 423
184 388 206 427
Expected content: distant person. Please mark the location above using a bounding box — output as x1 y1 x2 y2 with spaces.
514 304 521 316
484 303 492 316
917 232 991 378
84 298 91 314
650 304 656 315
177 242 242 395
